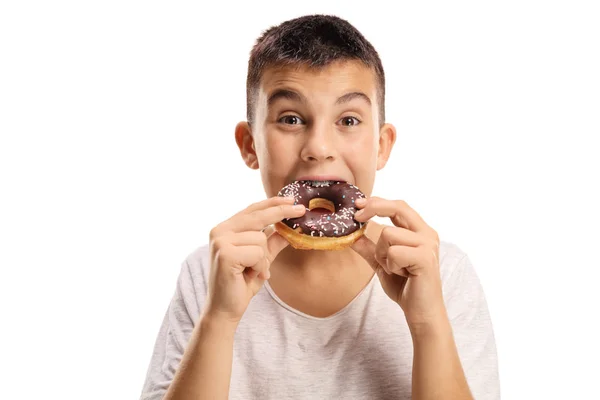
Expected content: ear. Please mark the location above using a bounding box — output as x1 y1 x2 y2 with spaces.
235 121 259 169
376 123 396 170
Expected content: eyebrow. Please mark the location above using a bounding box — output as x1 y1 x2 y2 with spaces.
267 89 372 108
335 91 372 106
267 89 306 107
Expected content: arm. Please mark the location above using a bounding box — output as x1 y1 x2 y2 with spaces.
351 198 499 399
163 315 238 400
139 196 304 400
410 316 473 400
442 254 501 399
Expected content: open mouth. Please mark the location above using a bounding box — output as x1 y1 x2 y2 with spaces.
303 180 343 187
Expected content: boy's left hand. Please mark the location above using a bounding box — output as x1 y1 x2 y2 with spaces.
352 197 447 328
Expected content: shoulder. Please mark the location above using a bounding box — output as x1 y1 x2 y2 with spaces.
437 240 482 299
182 243 211 284
437 241 500 398
438 240 469 280
170 243 211 323
437 239 493 322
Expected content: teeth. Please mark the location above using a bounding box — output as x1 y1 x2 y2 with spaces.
309 180 334 187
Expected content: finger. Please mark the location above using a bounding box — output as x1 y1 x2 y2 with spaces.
354 197 368 208
379 225 428 248
213 197 297 237
230 245 265 269
246 261 269 280
244 230 291 280
386 258 410 278
246 271 261 281
229 231 272 279
351 235 388 274
247 231 289 281
386 245 425 276
223 231 268 247
375 226 431 268
210 231 267 259
233 203 306 233
243 195 296 214
236 246 270 280
262 225 275 236
354 197 429 233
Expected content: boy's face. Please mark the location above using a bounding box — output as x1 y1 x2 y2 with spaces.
236 60 396 198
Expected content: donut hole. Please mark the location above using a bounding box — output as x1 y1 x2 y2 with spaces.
308 198 336 214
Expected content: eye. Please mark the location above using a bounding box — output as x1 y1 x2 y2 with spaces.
279 115 304 125
339 116 361 126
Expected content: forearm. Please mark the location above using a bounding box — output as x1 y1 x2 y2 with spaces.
163 314 237 400
410 316 473 400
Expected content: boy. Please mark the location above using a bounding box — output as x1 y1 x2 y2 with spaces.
140 14 500 400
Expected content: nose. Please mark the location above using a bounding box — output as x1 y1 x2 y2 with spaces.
300 124 336 163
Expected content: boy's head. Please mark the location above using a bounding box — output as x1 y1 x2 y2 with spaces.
236 14 396 199
246 14 386 127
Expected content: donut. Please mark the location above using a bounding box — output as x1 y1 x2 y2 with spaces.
274 180 367 250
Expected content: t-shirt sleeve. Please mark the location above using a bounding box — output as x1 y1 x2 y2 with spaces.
443 251 501 400
139 251 207 400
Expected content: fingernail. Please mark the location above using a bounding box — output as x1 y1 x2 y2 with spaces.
354 209 364 218
292 204 305 211
355 198 367 206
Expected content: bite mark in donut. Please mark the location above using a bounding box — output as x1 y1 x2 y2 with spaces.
275 180 367 250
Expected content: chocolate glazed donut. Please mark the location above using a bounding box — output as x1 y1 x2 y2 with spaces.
274 180 367 250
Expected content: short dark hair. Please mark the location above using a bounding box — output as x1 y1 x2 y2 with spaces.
246 14 386 126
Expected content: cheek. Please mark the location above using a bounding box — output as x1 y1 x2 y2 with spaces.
343 134 378 164
262 133 295 166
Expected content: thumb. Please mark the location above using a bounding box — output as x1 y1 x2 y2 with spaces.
351 235 380 273
262 224 275 236
266 229 289 263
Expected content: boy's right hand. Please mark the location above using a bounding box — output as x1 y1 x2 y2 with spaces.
203 196 305 325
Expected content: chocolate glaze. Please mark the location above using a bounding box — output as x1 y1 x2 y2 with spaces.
277 181 366 237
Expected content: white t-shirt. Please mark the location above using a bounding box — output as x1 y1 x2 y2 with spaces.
139 240 500 399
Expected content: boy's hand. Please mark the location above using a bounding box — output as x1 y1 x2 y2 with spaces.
351 197 446 328
204 196 306 325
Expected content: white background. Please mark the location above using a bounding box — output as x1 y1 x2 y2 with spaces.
1 1 599 398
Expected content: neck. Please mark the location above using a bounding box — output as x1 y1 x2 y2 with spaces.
266 222 385 318
275 246 363 278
